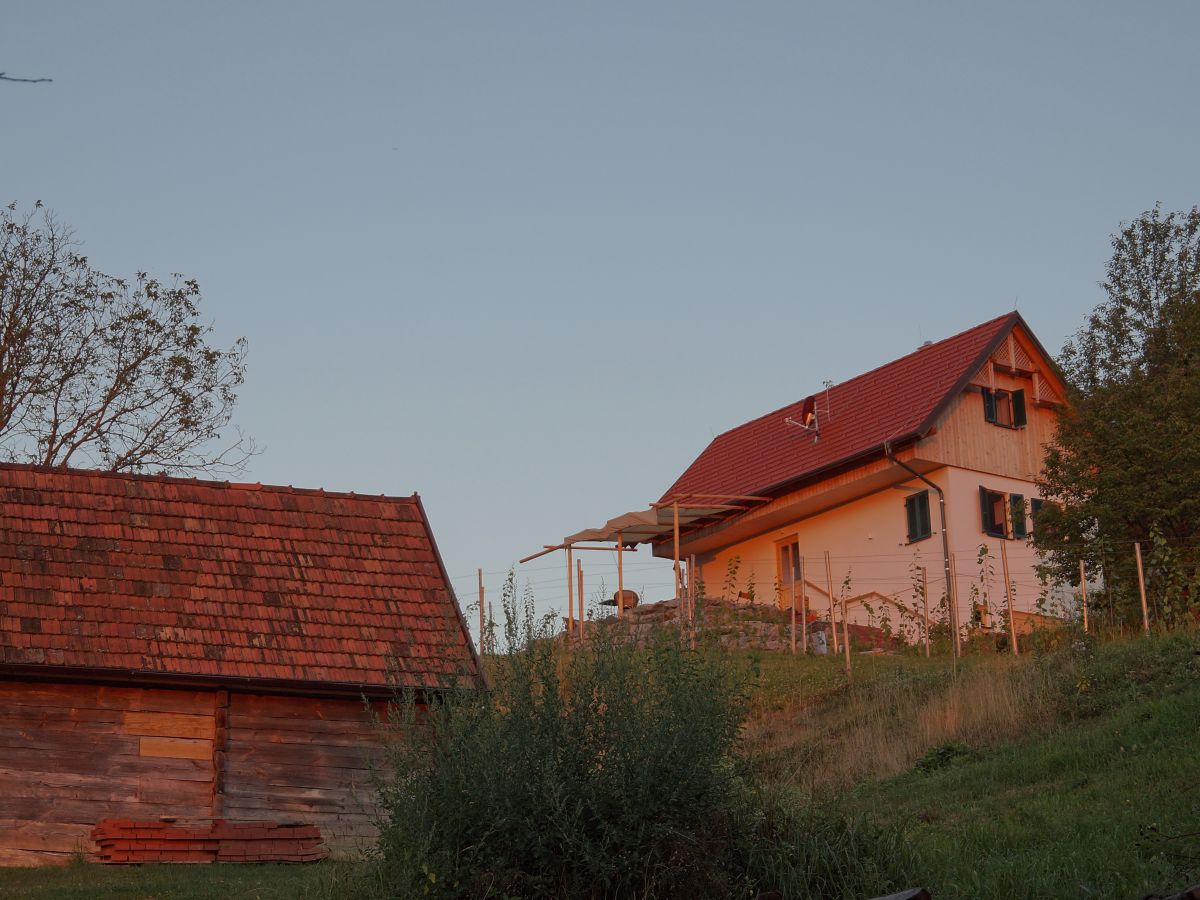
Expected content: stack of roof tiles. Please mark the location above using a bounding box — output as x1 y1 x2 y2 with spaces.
90 819 327 864
0 465 481 693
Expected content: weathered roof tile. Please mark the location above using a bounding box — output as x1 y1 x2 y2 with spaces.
0 465 481 693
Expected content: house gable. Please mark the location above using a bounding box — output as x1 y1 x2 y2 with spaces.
915 319 1067 482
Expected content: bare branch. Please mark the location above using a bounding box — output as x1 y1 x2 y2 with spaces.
0 203 254 475
0 72 53 84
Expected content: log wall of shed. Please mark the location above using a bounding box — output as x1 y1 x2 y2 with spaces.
0 680 386 864
0 681 217 866
222 693 384 855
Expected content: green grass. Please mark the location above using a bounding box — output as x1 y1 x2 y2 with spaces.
829 632 1200 899
0 859 363 900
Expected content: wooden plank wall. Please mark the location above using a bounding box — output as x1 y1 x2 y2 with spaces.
0 681 217 866
221 694 385 856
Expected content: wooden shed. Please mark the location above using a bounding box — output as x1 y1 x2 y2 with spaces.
0 464 483 865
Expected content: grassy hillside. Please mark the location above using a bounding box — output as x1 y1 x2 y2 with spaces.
746 629 1200 898
4 630 1199 899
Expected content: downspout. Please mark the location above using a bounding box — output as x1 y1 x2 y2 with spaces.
883 440 959 661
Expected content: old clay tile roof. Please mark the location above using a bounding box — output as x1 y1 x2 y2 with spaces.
0 465 482 694
660 312 1023 502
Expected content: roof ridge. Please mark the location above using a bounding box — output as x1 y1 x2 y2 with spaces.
705 311 1017 442
0 460 420 506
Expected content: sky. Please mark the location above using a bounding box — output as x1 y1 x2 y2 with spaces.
4 1 1198 634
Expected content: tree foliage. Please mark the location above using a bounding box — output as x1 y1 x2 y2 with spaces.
1037 205 1200 624
0 202 252 475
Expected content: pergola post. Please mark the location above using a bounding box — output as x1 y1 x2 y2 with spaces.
566 544 574 641
617 530 624 617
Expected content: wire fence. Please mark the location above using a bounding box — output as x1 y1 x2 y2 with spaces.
456 534 1200 650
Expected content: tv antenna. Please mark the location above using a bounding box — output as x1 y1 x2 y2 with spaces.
785 395 821 443
784 381 834 444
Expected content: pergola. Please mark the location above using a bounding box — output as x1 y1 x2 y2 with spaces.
519 493 769 642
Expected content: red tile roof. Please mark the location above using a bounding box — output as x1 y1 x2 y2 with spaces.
660 312 1022 501
0 465 481 693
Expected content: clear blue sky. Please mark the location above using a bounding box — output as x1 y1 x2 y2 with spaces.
5 1 1197 631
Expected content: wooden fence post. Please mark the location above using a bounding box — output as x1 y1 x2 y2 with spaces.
1079 559 1088 633
566 545 574 642
1134 541 1150 635
789 573 797 655
921 566 931 658
799 556 808 654
948 552 961 657
689 554 697 649
617 531 624 618
825 550 838 654
577 558 584 643
478 568 485 654
1000 541 1018 656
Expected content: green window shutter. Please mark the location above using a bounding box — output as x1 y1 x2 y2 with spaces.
1012 389 1027 427
980 486 992 533
917 491 931 539
905 494 917 542
1010 494 1027 538
982 388 997 423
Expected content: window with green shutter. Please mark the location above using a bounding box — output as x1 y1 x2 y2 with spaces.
980 486 1008 538
1010 494 1027 538
905 490 932 543
1030 498 1044 531
982 387 1027 430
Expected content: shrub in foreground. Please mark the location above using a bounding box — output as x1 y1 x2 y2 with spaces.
373 582 912 898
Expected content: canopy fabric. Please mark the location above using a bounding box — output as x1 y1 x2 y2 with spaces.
563 503 749 547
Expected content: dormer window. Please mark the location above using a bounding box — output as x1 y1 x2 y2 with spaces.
983 388 1026 429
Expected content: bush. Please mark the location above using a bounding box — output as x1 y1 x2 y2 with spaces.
374 577 755 898
372 578 918 899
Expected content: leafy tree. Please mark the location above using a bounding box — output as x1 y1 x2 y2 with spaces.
1036 204 1200 625
0 202 253 475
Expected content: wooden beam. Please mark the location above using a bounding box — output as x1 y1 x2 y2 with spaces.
478 569 485 656
550 544 639 552
519 544 561 564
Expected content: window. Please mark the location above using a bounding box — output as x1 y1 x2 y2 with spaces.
905 490 932 543
1010 494 1027 539
982 388 1027 429
979 487 1034 539
778 540 800 587
980 486 1008 538
1029 498 1044 531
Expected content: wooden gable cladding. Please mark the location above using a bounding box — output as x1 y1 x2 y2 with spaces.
0 681 217 866
990 330 1036 374
919 331 1063 483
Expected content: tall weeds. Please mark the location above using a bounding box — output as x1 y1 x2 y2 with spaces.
745 655 1061 791
371 577 918 899
375 578 754 898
